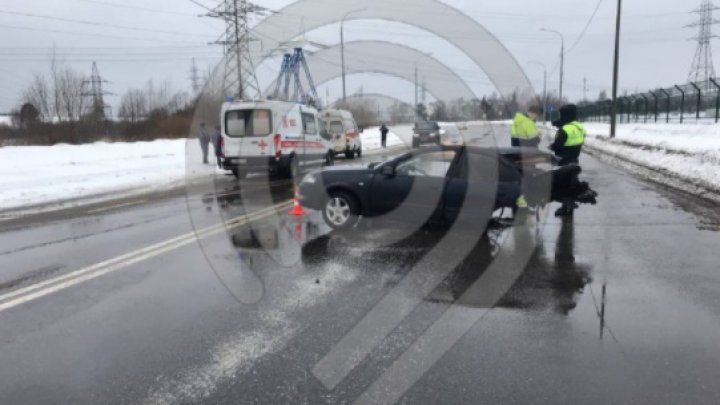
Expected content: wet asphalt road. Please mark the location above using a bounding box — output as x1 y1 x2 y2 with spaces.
2 125 720 404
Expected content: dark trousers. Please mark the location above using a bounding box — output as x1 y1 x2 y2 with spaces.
512 137 540 148
381 132 388 147
200 140 210 163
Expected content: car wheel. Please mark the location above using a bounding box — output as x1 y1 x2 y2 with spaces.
322 191 359 230
356 148 362 158
345 150 354 159
412 139 419 148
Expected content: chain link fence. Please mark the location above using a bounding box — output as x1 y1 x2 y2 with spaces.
578 80 720 124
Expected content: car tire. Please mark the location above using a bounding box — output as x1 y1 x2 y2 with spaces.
357 148 362 158
322 191 360 230
412 139 419 148
345 150 354 159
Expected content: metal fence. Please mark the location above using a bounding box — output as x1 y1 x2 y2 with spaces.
577 80 720 124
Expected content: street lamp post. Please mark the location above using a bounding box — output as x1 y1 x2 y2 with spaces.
540 28 565 103
341 8 366 103
610 0 623 138
414 53 433 120
529 61 548 123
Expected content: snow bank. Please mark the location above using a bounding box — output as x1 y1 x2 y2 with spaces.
583 123 720 197
360 126 408 151
0 140 188 211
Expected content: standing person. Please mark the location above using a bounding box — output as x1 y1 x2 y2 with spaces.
212 124 223 168
198 122 211 164
510 106 540 148
549 104 586 217
550 104 585 166
380 124 389 148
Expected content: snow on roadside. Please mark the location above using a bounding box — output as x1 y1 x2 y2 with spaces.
583 123 720 197
0 140 189 212
360 126 409 151
0 128 413 214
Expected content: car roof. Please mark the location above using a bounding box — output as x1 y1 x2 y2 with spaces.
417 144 552 158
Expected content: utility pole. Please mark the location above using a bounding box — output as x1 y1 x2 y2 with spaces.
610 0 623 138
541 28 565 102
340 8 366 103
583 77 588 102
82 61 112 120
421 76 427 105
205 0 268 99
189 58 201 95
687 0 719 91
529 61 548 123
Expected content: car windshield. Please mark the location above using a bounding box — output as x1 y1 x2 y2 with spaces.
3 2 719 405
415 122 439 130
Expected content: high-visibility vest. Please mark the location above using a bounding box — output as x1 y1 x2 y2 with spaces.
562 121 586 147
511 113 538 140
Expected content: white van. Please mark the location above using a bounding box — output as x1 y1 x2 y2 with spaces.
220 100 334 179
318 109 362 159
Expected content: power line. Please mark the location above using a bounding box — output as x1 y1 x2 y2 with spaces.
566 0 606 54
70 0 198 17
0 9 213 38
0 23 208 44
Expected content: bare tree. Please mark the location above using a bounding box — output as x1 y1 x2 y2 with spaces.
118 89 148 123
21 73 52 120
56 67 88 121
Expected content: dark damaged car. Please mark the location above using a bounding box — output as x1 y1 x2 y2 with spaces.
298 146 597 230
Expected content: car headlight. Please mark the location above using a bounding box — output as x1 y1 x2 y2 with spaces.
430 132 437 137
413 133 419 138
439 129 447 136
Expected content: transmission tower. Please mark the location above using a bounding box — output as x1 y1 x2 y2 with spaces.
189 58 201 95
82 62 112 119
205 0 269 100
687 0 720 89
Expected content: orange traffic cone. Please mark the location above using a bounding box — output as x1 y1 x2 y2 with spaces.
289 188 305 216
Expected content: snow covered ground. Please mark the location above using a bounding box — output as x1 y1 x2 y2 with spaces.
0 128 411 214
0 140 188 213
583 123 720 198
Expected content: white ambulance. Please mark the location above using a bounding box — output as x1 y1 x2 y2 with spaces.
318 109 362 159
220 100 334 179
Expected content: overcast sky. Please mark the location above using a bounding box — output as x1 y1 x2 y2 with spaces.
0 0 706 114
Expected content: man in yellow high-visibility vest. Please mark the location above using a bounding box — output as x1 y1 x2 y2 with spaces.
510 106 541 148
550 104 587 217
550 104 586 166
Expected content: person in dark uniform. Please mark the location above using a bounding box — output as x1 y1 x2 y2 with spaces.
198 122 211 164
550 105 585 166
212 125 223 168
550 105 586 217
380 124 389 148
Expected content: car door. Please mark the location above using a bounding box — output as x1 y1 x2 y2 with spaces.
368 150 457 224
444 150 500 224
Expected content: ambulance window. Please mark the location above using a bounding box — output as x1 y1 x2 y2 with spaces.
302 113 318 135
254 110 271 136
330 121 343 133
225 109 272 137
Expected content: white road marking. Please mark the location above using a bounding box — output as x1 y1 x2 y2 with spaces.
86 200 148 214
0 214 19 222
0 202 292 313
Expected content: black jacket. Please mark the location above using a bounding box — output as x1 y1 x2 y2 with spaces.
550 105 583 165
